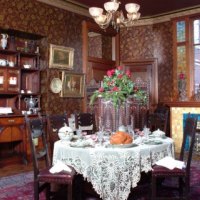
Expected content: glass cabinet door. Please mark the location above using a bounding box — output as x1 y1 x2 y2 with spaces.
7 69 20 93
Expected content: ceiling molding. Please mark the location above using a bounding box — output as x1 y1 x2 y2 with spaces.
37 0 200 26
128 6 200 27
37 0 90 17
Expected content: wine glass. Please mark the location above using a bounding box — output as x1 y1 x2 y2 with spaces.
97 131 104 145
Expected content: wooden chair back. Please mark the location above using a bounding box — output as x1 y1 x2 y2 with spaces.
46 113 68 155
75 112 96 134
25 114 50 178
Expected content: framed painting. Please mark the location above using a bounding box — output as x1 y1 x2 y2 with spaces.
61 72 85 98
49 44 74 69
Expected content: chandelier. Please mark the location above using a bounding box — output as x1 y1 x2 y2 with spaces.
89 0 140 31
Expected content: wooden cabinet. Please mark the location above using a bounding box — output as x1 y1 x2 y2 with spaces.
0 116 26 166
0 28 44 165
0 29 43 114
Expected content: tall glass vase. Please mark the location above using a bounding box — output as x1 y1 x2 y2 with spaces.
98 97 133 133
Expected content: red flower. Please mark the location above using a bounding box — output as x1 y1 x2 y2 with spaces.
179 72 185 80
118 74 123 79
107 69 115 77
126 70 131 78
117 66 123 70
112 86 119 91
98 87 104 92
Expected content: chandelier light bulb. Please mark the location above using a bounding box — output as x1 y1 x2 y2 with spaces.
104 1 119 13
89 7 103 17
125 3 140 13
95 14 107 24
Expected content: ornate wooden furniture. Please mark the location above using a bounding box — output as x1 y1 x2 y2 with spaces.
151 116 197 200
25 114 75 200
0 28 43 165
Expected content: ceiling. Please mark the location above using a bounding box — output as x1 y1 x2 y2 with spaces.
67 0 200 17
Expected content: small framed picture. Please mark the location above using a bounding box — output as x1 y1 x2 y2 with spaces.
49 44 74 69
61 72 85 98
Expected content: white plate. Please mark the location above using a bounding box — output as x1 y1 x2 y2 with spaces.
107 143 138 148
50 78 62 93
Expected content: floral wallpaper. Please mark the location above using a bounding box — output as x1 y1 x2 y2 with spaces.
0 0 88 115
120 22 173 102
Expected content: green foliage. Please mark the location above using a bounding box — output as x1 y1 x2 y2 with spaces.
89 67 147 107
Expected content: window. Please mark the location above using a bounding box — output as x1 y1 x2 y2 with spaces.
173 15 200 99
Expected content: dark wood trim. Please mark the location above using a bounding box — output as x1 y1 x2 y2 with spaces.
82 20 120 112
163 101 200 107
122 58 158 106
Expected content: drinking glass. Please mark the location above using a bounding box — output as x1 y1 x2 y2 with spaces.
127 125 135 138
76 129 82 138
97 131 104 145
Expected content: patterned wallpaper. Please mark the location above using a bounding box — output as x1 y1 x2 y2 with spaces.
0 0 174 114
0 0 87 115
88 34 112 60
120 22 173 102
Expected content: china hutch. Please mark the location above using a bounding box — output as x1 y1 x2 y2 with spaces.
0 28 43 166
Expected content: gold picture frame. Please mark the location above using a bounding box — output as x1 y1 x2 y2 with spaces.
49 44 74 69
61 72 85 98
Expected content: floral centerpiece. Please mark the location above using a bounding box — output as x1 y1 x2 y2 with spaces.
90 66 147 107
178 72 186 90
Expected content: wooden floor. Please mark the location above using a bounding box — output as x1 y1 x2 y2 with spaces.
0 162 33 177
0 152 200 178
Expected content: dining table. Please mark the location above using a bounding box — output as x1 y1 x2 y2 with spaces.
52 134 174 200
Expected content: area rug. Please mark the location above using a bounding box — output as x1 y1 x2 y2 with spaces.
0 161 200 200
0 171 45 200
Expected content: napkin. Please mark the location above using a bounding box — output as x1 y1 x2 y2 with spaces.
155 156 185 170
49 160 72 174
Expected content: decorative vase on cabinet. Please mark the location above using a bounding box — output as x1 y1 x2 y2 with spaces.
178 73 188 101
1 34 8 49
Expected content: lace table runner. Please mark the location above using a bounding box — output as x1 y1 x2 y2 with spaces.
53 138 174 200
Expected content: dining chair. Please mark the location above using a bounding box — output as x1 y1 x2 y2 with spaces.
25 114 75 200
75 112 96 134
154 103 170 136
146 111 169 134
151 116 197 200
46 113 68 157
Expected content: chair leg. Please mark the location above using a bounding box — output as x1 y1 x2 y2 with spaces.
67 183 73 200
185 177 190 200
45 183 51 200
152 175 157 200
34 181 39 200
179 177 184 197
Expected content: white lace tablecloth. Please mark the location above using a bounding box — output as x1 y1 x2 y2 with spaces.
53 137 174 200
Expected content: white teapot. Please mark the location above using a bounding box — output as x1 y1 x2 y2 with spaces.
152 129 165 138
58 123 74 141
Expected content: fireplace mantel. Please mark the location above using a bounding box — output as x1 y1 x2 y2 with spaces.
163 101 200 107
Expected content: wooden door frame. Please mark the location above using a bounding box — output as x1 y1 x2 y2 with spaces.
82 20 120 112
122 58 158 107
